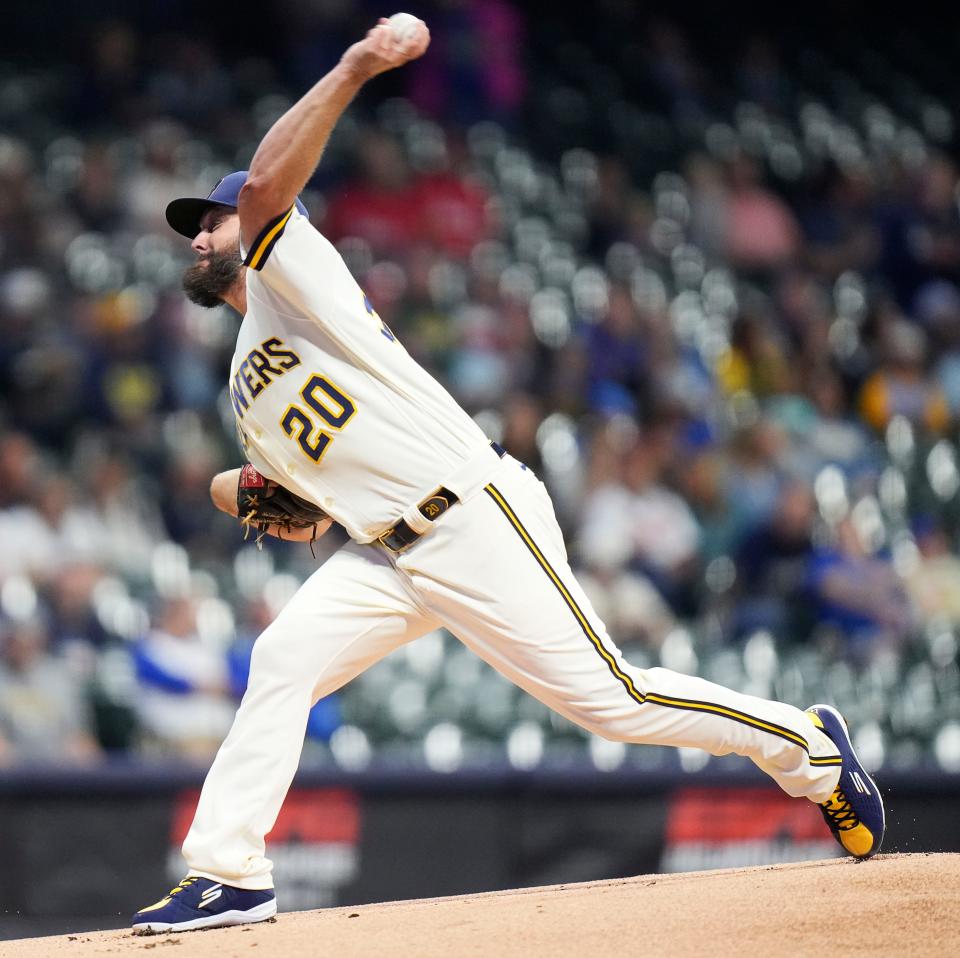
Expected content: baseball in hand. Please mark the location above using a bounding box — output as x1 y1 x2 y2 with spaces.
388 12 424 42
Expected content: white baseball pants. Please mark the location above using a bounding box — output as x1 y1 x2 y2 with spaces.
183 451 842 889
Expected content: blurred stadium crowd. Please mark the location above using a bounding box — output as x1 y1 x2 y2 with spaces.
1 2 960 774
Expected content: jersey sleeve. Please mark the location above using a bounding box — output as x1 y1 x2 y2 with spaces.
242 206 353 305
241 206 382 350
242 205 299 271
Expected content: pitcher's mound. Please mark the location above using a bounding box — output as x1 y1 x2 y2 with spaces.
6 853 959 958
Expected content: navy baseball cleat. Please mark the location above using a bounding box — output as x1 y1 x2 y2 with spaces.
806 704 885 859
131 877 277 934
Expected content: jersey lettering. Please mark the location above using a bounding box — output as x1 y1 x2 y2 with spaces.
364 293 396 342
263 337 302 369
238 359 264 398
230 378 250 417
248 349 283 384
232 338 303 418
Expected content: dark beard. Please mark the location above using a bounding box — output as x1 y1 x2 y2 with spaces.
182 243 242 307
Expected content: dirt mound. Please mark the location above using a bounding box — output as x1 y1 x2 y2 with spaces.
5 854 957 958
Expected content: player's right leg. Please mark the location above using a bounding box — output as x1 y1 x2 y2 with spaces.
403 455 883 859
132 539 439 934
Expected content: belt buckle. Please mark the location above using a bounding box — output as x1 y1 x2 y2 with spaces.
378 525 419 553
377 527 405 553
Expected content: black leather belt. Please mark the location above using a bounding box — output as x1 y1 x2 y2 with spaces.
378 442 507 553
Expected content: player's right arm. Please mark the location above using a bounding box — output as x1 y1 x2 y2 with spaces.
210 468 331 542
238 16 430 249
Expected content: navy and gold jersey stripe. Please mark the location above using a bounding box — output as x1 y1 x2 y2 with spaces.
483 483 842 767
243 206 295 271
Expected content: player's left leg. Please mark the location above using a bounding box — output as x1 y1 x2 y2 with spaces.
400 455 882 857
133 540 440 934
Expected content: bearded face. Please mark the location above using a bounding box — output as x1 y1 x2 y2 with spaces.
182 240 243 308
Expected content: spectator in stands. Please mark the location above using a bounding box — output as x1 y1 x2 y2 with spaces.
160 447 234 559
410 133 491 259
578 425 701 610
805 515 913 664
123 119 197 234
734 479 817 638
645 19 706 122
724 153 801 276
0 135 45 269
0 466 75 582
67 143 125 233
500 392 545 477
68 20 143 130
859 318 949 434
676 448 742 562
45 562 109 651
584 157 635 258
725 417 789 532
770 366 872 478
132 597 236 759
735 36 790 111
324 130 421 256
80 448 167 577
582 284 649 414
0 432 43 510
685 153 729 259
718 311 793 399
877 153 960 306
0 617 101 765
800 161 879 280
904 516 960 625
914 280 960 421
406 0 525 127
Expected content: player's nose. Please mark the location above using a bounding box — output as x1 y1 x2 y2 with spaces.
191 232 210 254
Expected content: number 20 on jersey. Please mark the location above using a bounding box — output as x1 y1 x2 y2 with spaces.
275 293 393 463
281 375 357 463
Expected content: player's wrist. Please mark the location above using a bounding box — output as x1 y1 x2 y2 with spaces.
335 53 379 85
210 468 243 517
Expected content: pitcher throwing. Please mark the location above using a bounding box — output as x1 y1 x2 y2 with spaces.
132 14 884 935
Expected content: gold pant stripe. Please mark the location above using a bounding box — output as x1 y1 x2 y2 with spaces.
485 483 832 760
642 692 810 750
484 484 645 705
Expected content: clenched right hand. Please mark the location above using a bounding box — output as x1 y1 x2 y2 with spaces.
340 17 430 81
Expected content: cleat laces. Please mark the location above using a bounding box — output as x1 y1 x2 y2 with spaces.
820 786 860 831
168 878 200 897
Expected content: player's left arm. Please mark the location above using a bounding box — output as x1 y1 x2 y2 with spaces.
210 468 332 542
238 16 429 248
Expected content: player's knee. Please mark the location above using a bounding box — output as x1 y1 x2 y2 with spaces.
593 722 634 743
248 630 312 688
571 709 635 743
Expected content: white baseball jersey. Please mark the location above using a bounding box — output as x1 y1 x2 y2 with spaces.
231 205 488 542
179 201 849 895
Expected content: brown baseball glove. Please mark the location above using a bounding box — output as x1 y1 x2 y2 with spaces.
237 463 329 548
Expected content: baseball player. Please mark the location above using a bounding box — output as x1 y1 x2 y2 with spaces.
132 16 885 935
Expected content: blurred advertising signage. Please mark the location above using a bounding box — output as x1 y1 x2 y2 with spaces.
660 787 840 872
169 788 360 909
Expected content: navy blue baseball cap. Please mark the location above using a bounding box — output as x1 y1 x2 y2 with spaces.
165 170 309 239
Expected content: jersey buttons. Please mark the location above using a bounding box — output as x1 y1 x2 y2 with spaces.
285 464 295 476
